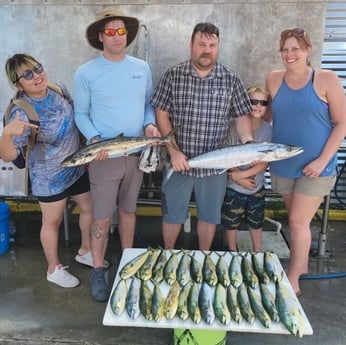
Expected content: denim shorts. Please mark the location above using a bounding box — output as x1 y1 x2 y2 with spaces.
161 172 227 224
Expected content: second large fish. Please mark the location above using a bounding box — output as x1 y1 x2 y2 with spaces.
61 130 177 167
164 142 303 183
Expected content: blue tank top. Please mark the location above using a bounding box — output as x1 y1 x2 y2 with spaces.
270 70 337 178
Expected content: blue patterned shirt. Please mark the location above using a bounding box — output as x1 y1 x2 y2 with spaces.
9 88 84 196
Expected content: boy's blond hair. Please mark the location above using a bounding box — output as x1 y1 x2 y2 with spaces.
227 85 270 145
247 85 270 100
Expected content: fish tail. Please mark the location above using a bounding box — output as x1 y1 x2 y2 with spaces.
162 161 174 185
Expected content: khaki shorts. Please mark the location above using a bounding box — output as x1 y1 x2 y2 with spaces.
270 174 336 197
88 156 143 219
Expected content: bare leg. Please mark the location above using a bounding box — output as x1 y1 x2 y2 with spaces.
162 221 182 249
197 220 216 251
118 208 136 250
282 192 322 293
225 229 238 251
91 217 111 269
249 228 262 252
72 191 92 255
39 199 66 274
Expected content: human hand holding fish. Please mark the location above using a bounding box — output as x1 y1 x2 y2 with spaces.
170 149 190 172
144 123 161 139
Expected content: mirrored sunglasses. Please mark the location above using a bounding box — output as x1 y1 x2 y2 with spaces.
101 28 128 37
14 63 44 84
250 99 268 106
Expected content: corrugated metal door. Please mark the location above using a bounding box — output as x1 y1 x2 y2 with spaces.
322 1 346 206
322 1 346 91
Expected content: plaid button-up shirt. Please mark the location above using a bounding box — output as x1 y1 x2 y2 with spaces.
151 60 252 178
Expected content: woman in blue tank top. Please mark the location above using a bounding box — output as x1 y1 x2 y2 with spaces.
265 29 346 296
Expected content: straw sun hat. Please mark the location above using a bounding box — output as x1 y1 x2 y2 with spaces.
86 7 139 50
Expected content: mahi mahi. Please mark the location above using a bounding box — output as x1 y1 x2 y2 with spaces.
61 130 177 167
275 280 305 337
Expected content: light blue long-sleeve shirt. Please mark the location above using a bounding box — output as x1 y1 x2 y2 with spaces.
73 54 155 142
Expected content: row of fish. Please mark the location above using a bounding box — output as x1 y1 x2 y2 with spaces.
119 248 282 289
109 249 305 337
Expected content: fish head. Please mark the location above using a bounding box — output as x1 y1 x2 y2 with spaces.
286 314 301 336
263 144 303 162
61 151 93 167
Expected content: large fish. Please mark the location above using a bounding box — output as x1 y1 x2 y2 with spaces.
247 285 271 328
61 130 177 167
151 282 165 321
119 249 152 280
177 281 192 321
125 277 141 320
110 279 127 316
163 142 303 183
136 247 160 281
199 281 216 325
275 280 305 337
213 283 231 325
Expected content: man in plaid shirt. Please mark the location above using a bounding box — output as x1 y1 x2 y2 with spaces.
151 22 254 250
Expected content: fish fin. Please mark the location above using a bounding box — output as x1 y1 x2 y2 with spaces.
115 133 125 138
162 161 174 185
108 153 125 159
259 149 272 154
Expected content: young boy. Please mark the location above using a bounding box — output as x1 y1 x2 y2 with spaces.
221 86 272 252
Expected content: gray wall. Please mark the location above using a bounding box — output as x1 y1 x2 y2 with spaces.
0 0 327 113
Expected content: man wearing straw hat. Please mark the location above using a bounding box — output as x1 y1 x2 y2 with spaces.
73 7 160 302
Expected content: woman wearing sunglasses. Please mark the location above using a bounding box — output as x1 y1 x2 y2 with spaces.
265 29 346 296
0 53 95 288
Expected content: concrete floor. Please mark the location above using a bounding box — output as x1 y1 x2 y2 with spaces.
0 210 345 345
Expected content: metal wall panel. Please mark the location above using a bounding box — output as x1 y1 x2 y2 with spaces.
0 1 327 113
322 1 346 90
322 2 346 206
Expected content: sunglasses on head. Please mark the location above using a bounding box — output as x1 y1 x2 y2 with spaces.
14 63 44 84
250 99 268 106
101 28 128 37
281 28 306 39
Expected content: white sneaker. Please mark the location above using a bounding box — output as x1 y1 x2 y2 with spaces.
47 264 80 288
75 251 109 268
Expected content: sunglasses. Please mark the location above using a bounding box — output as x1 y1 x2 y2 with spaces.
101 28 128 37
281 28 306 39
250 99 268 106
14 63 44 84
